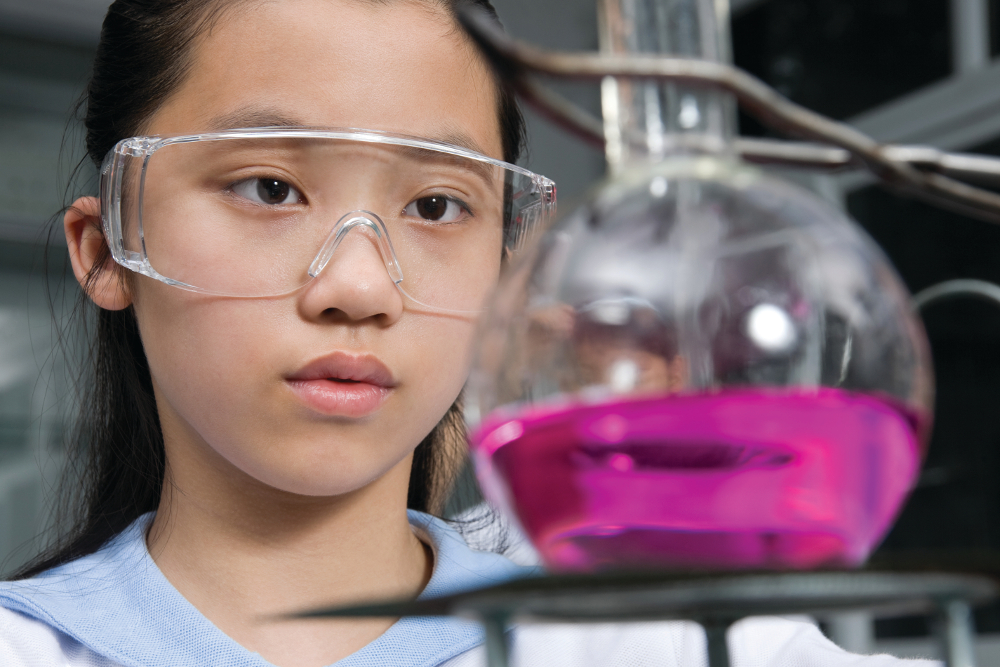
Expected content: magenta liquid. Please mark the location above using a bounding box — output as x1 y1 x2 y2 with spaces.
471 389 925 572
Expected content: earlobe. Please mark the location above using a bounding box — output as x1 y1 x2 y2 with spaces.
64 196 132 311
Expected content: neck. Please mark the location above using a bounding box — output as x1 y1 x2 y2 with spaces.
599 0 735 172
147 416 431 667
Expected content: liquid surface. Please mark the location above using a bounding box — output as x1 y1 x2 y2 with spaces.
471 389 923 571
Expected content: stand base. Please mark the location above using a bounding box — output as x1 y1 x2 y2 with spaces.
297 570 997 667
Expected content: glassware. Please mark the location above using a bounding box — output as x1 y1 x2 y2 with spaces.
100 128 555 314
466 0 932 572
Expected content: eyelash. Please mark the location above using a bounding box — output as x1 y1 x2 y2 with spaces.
228 177 305 207
225 176 475 222
403 195 473 224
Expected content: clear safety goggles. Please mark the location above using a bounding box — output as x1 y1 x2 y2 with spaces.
100 128 556 314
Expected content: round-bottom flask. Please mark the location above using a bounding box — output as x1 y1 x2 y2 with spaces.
467 155 933 572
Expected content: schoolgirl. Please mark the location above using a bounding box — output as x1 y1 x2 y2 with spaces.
0 1 935 665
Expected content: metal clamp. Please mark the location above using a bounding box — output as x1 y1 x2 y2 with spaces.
456 5 1000 226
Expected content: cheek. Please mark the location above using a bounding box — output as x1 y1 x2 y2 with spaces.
408 316 479 397
136 290 280 431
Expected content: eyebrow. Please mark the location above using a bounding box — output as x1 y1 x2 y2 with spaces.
204 108 501 187
206 108 305 131
419 127 503 189
396 143 499 190
208 109 493 155
435 130 489 157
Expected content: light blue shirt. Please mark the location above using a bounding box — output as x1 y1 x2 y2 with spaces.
0 513 940 667
0 511 533 667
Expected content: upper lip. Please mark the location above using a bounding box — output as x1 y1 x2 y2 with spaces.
287 352 397 387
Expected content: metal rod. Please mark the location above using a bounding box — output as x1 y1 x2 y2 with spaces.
456 6 1000 225
496 82 1000 185
882 146 1000 186
951 0 990 75
934 599 978 667
912 279 1000 313
826 611 875 655
703 619 733 667
482 614 512 667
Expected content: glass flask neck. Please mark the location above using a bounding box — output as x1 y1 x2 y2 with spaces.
599 0 735 172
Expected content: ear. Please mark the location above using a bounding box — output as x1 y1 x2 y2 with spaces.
64 196 132 311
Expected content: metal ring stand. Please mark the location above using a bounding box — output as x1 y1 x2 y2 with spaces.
298 570 997 667
288 9 1000 667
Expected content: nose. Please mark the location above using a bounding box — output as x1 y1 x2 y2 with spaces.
299 211 405 323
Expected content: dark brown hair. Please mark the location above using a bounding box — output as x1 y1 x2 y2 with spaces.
14 0 524 579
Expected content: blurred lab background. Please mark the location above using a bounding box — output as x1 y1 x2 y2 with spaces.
2 0 1000 660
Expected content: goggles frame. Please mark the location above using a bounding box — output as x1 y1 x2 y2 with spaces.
99 126 557 306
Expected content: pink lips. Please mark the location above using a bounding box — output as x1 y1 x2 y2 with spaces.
286 352 396 417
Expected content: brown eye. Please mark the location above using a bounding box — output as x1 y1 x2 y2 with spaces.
417 196 447 220
231 177 301 206
404 196 466 223
258 179 290 204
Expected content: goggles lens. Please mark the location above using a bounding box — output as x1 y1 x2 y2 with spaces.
103 131 555 313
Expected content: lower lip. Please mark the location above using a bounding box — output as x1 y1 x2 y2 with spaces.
286 379 391 417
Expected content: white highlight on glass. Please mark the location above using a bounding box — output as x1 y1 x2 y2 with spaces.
649 176 669 198
609 358 640 392
590 300 631 326
678 95 701 130
746 303 797 353
644 84 666 156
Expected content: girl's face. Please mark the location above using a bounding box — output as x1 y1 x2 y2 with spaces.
126 0 503 497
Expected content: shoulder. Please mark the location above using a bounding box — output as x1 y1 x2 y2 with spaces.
408 511 539 596
0 605 123 667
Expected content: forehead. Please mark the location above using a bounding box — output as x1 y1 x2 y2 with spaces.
148 0 503 159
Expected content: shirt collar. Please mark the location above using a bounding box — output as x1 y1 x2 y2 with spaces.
0 510 533 667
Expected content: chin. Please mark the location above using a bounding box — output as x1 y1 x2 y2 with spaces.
237 447 408 499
